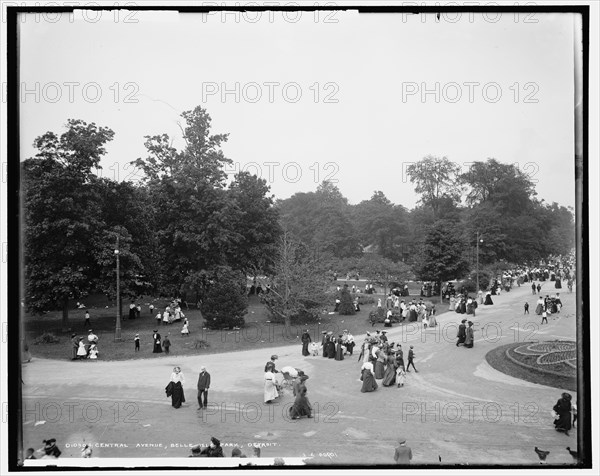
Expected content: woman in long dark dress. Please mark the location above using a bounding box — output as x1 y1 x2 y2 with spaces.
382 353 397 387
326 335 336 359
484 292 494 305
289 385 312 419
360 363 378 393
301 330 311 356
553 392 572 435
167 367 185 408
335 335 345 361
153 330 162 353
374 350 386 379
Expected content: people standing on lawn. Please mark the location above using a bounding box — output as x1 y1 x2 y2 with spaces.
155 310 162 327
537 283 542 293
181 319 189 336
301 329 311 356
84 311 91 328
88 343 99 359
153 330 162 353
134 334 140 351
162 333 171 354
76 338 87 359
484 291 494 305
71 333 79 360
162 308 170 326
524 302 529 314
531 283 537 294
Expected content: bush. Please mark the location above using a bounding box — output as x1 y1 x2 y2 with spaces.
338 286 356 315
202 266 248 330
33 332 60 344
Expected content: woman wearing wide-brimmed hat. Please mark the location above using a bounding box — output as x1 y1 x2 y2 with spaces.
553 392 573 436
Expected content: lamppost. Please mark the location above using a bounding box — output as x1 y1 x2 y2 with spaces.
476 232 483 292
115 237 122 342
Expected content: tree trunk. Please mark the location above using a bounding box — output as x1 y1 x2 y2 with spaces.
440 280 443 302
61 298 70 332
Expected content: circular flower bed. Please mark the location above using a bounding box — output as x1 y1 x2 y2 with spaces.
485 341 577 391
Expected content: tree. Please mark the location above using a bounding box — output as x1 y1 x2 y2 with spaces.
201 266 248 329
227 172 282 276
406 155 462 217
337 285 356 315
459 159 536 213
22 120 114 331
356 254 413 297
352 191 411 260
412 220 471 299
261 233 330 330
277 182 361 259
133 106 245 299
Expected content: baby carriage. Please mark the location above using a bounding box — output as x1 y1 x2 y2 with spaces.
276 366 307 395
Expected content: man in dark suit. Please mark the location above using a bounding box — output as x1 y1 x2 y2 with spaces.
197 366 211 409
394 438 412 465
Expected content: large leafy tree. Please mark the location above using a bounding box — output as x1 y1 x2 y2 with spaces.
261 233 330 330
356 253 413 296
22 120 114 331
201 266 248 329
132 106 248 299
406 155 462 217
227 172 282 276
277 181 361 259
459 158 536 213
352 191 411 261
412 219 471 298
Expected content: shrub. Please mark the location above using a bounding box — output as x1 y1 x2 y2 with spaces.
355 294 376 305
201 266 248 330
338 286 356 315
33 332 60 344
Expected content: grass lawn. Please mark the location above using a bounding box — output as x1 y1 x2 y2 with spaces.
25 289 445 361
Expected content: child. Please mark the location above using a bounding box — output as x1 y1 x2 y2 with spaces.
422 316 429 329
88 344 98 360
396 368 406 388
162 334 171 354
77 338 87 359
149 304 154 316
524 302 529 314
181 321 189 337
134 333 140 351
541 310 548 324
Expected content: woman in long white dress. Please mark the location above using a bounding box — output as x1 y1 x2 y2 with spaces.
264 371 279 403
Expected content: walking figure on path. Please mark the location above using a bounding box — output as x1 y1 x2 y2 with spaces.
406 346 418 372
524 302 529 314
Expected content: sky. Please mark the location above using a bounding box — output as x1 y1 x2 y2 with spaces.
18 8 578 209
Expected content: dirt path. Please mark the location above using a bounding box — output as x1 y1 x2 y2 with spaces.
22 282 579 466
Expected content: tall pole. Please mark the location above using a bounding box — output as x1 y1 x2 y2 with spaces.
115 236 122 342
476 231 480 292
